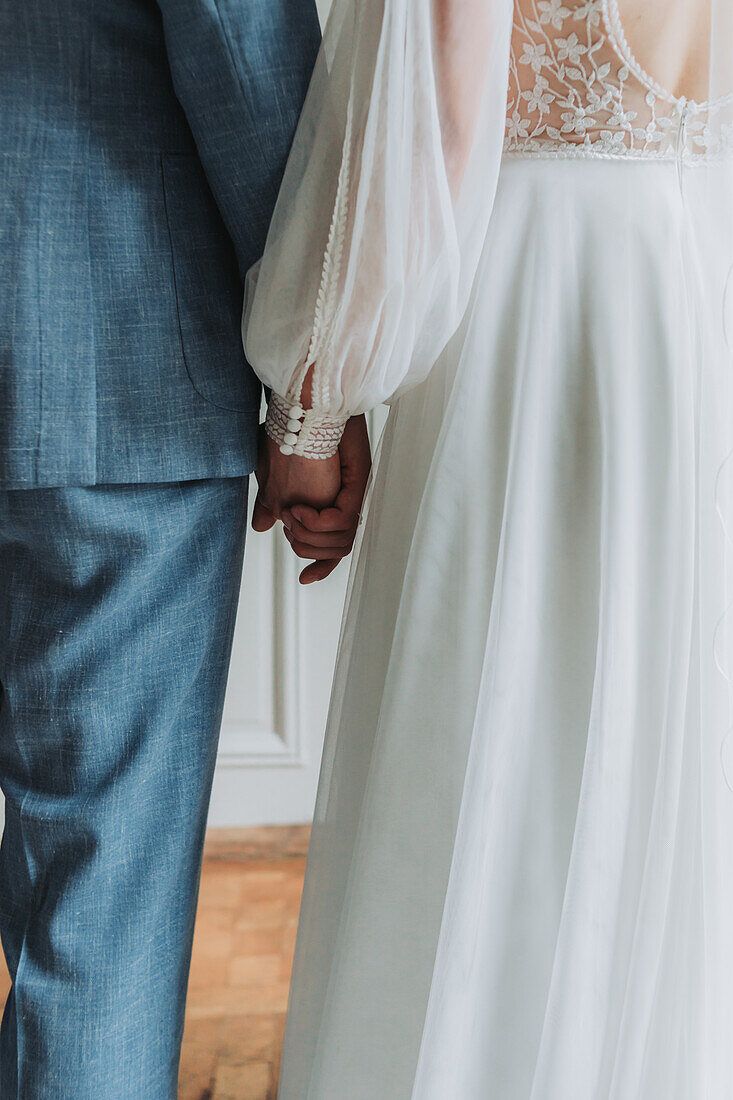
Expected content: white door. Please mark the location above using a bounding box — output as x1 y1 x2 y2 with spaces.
208 507 349 827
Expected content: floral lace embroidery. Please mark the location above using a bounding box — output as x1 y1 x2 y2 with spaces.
504 0 731 160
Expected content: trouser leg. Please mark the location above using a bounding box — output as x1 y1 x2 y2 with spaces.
0 477 248 1099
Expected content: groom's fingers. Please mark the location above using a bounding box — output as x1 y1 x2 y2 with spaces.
299 559 342 585
251 495 277 533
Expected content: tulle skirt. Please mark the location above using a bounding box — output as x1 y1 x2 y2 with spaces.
278 157 733 1099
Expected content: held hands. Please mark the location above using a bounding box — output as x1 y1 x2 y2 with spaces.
252 416 371 584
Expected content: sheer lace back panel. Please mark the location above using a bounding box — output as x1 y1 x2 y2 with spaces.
505 0 724 159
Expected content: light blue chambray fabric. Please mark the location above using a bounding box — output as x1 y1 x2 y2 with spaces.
0 0 321 488
0 478 248 1098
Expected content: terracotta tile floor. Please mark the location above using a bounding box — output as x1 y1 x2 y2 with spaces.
0 828 308 1100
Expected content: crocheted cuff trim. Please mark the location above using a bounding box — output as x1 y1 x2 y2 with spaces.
264 393 348 459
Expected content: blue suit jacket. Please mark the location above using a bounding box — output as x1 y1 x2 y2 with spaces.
0 0 320 488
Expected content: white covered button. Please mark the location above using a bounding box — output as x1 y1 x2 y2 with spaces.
286 418 302 433
289 405 305 420
280 443 295 456
283 432 299 446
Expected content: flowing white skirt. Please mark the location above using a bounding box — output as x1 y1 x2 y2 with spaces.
278 157 733 1099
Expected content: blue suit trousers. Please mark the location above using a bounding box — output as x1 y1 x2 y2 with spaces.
0 477 248 1098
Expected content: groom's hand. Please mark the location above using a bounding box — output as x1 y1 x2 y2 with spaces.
280 415 372 585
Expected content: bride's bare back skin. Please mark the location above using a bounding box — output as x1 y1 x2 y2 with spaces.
616 0 711 101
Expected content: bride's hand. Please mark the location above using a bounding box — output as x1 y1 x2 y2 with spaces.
252 427 342 536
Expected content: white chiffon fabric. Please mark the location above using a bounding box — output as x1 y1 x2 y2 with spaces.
243 0 513 417
240 1 733 1096
276 157 733 1099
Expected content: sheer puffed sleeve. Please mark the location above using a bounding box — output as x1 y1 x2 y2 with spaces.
242 0 514 457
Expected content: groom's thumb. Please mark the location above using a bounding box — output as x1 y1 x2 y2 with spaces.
252 495 277 533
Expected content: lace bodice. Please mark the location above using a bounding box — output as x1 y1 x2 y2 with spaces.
504 0 728 159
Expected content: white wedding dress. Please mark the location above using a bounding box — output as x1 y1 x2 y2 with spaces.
243 2 733 1096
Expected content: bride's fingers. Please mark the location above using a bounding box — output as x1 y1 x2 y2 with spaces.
290 504 354 533
287 504 325 529
283 528 352 560
281 514 355 547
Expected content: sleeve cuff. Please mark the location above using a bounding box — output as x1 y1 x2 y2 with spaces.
264 392 348 459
